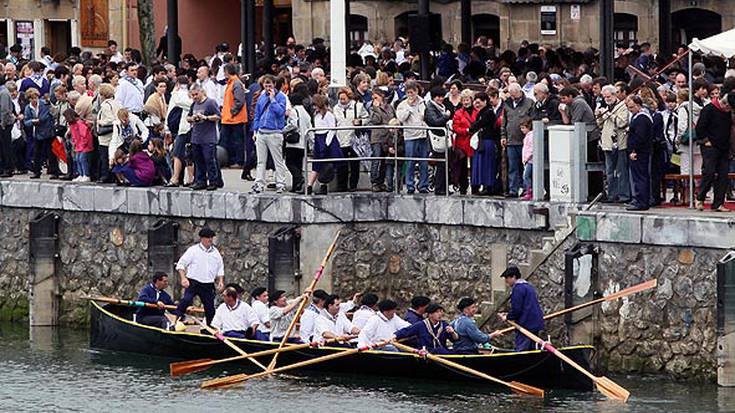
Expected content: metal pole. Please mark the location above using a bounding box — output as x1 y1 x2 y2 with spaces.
303 138 308 195
246 0 256 78
394 132 399 194
444 135 449 197
532 120 545 201
166 0 179 66
345 0 351 57
329 0 347 88
688 51 694 208
599 0 614 80
263 0 274 60
460 0 472 46
240 0 247 73
418 0 430 80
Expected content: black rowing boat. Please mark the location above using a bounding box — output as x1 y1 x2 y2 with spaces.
90 301 594 391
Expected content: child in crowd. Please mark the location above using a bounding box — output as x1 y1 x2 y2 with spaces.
147 138 172 185
111 139 155 187
64 109 94 182
520 118 534 200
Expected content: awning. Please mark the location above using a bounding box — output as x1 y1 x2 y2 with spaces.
689 28 735 58
501 0 592 4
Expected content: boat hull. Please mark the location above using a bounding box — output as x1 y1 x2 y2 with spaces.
90 302 594 391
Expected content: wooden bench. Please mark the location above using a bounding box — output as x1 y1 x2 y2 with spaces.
663 173 735 203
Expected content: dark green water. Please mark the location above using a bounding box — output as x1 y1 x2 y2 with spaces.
1 322 732 413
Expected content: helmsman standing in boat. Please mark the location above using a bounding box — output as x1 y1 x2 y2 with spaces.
498 265 544 351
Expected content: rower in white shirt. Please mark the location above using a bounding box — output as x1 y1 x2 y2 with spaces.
211 287 259 339
299 289 330 343
357 299 410 351
313 295 360 345
351 293 379 330
250 287 271 341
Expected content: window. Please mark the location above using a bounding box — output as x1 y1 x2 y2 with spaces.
349 15 368 48
613 13 637 48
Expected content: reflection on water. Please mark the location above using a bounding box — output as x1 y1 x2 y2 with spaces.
0 323 729 413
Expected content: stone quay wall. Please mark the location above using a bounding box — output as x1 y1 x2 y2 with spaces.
0 180 733 382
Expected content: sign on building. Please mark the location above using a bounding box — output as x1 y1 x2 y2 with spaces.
571 5 581 21
15 21 34 59
540 5 557 36
80 0 109 47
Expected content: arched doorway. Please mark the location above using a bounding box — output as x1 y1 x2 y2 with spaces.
613 13 637 48
349 15 368 48
394 11 442 49
672 8 721 46
471 14 500 47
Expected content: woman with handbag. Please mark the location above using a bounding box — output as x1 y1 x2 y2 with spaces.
284 86 311 193
425 87 452 195
333 87 369 192
307 94 342 195
468 92 498 196
676 88 704 179
451 89 476 195
95 83 121 183
24 88 59 179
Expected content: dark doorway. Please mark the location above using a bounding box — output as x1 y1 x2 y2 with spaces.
395 11 442 49
47 20 72 56
0 21 7 58
471 14 500 47
349 14 368 49
672 8 721 46
613 13 637 48
268 226 301 294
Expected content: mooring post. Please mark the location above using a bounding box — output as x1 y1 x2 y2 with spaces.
29 212 60 327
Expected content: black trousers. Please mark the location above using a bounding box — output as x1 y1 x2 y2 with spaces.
650 142 667 205
336 146 360 191
138 314 169 329
98 145 112 183
433 152 447 195
0 126 14 174
32 138 58 175
698 146 730 209
175 279 216 325
629 152 651 209
285 147 304 191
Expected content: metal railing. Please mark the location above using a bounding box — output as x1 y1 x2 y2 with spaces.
302 125 450 197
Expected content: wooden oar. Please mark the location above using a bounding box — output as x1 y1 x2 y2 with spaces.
84 295 204 314
202 338 393 389
503 319 630 402
170 335 357 377
267 229 342 371
192 317 269 371
490 279 657 337
391 342 544 397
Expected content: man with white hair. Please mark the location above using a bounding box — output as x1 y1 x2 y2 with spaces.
531 83 561 124
579 74 595 109
311 67 325 84
522 71 538 100
71 76 87 95
196 65 220 107
501 82 534 197
596 84 631 203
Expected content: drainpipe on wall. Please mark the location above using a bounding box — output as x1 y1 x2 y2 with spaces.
122 0 128 50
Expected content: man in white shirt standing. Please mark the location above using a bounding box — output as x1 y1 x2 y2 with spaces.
115 63 145 116
196 65 221 108
313 294 360 345
250 287 270 341
211 287 259 338
174 227 225 325
357 300 410 351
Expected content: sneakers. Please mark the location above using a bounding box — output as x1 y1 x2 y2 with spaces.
78 176 91 183
249 184 263 194
521 188 533 201
275 185 285 194
714 205 731 212
695 200 704 211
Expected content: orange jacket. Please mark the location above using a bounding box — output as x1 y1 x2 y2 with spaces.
221 76 248 125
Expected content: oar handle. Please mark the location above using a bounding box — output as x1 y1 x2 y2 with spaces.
85 295 204 314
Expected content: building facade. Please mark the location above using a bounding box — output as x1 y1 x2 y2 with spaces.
293 0 735 52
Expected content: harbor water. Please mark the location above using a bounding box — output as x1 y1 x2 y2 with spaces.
1 322 732 413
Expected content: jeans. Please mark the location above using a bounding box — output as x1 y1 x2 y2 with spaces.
523 162 533 191
370 143 385 185
175 279 216 325
0 126 13 173
75 152 90 177
255 131 288 188
192 142 223 187
698 146 730 209
386 161 402 192
219 123 245 166
405 138 428 192
506 144 523 194
604 149 631 202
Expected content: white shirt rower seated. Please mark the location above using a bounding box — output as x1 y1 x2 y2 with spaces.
313 296 360 346
211 288 259 339
357 300 410 351
352 304 377 330
250 288 271 341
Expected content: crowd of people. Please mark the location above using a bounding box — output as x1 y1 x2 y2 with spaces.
0 36 733 210
136 228 545 354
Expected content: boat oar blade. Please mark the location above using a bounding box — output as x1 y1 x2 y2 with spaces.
595 376 630 402
201 373 249 389
170 358 215 377
604 279 657 301
508 381 545 398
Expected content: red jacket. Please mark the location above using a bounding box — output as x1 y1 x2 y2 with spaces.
452 106 477 157
69 120 94 153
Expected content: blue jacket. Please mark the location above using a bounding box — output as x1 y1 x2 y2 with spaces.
404 308 423 325
451 314 489 353
628 111 653 155
20 76 50 97
395 319 456 354
252 91 287 132
136 283 173 318
507 280 544 332
23 100 54 140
